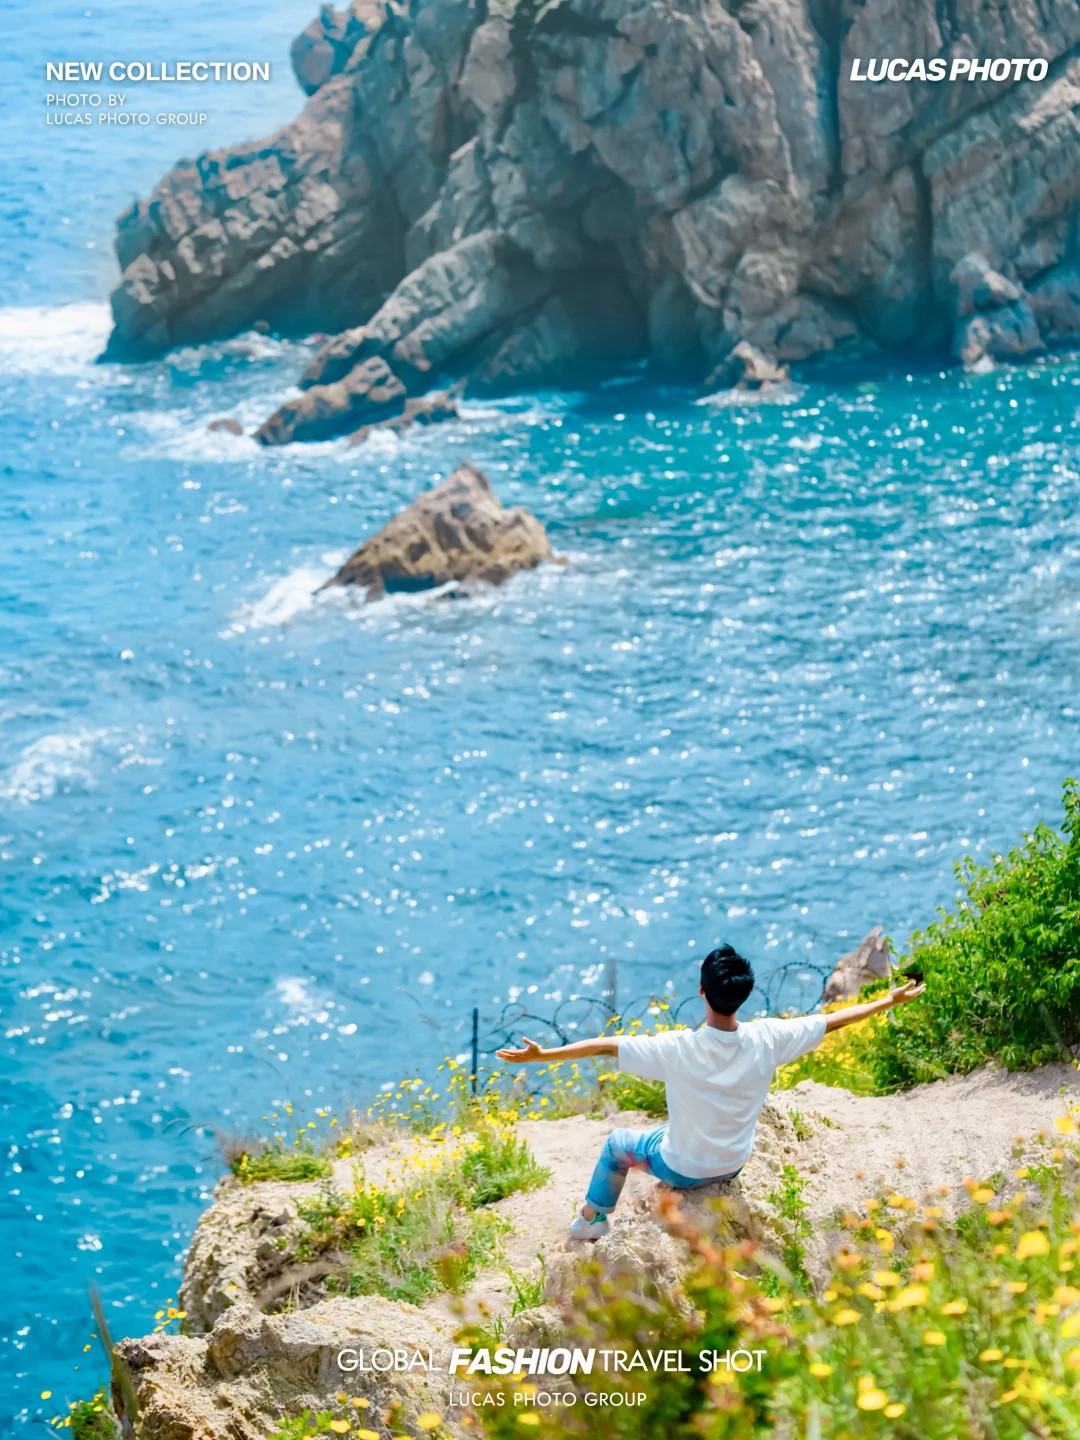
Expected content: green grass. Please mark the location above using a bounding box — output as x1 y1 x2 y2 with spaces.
229 1148 331 1184
292 1125 547 1306
460 1125 551 1205
768 1162 811 1284
506 1254 547 1314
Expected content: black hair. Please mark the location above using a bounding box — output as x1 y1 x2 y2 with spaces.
700 944 754 1014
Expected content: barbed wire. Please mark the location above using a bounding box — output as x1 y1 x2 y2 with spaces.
467 960 831 1091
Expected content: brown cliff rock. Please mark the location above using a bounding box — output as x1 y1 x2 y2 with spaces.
349 390 459 443
324 461 555 598
112 1298 467 1440
823 926 892 1003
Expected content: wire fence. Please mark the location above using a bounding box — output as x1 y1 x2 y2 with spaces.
467 958 831 1092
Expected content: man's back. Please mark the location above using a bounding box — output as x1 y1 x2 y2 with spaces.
618 1014 826 1177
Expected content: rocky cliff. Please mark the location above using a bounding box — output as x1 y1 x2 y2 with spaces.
107 1063 1080 1438
104 0 1080 435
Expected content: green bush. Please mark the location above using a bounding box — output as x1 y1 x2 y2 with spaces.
860 779 1080 1091
51 1391 119 1440
461 1150 1080 1440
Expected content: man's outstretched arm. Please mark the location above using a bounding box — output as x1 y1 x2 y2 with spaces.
495 1034 619 1064
824 978 926 1033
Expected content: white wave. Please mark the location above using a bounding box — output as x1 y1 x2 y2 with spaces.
133 406 263 462
223 555 347 634
696 380 802 409
0 303 112 376
0 727 109 804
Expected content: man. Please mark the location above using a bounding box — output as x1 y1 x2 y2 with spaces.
496 943 925 1240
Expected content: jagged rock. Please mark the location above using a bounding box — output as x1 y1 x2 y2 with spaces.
256 356 407 445
349 390 459 444
291 0 387 96
823 927 892 1004
103 0 1080 390
324 461 556 598
1030 263 1080 344
952 253 1026 318
705 340 789 392
207 417 244 435
949 253 1046 369
956 304 1045 369
112 1299 468 1440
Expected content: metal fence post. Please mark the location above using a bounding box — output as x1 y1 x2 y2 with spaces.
471 1006 479 1094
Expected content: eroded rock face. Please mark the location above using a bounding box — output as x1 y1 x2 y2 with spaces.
349 389 459 443
324 461 555 598
113 1299 467 1440
103 0 1080 420
951 252 1045 369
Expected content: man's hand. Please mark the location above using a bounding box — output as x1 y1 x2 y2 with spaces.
824 977 927 1033
496 1035 546 1064
495 1034 619 1064
890 978 926 1005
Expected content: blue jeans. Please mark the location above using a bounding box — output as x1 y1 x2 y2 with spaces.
585 1125 742 1214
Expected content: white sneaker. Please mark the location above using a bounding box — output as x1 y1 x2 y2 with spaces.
568 1206 611 1241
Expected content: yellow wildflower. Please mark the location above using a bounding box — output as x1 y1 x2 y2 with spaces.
972 1187 995 1204
858 1283 885 1300
1055 1114 1075 1135
923 1330 947 1345
980 1349 1004 1362
856 1388 889 1411
886 1285 928 1311
832 1308 861 1326
516 1417 541 1427
941 1299 968 1315
808 1362 833 1378
1016 1231 1050 1260
417 1417 443 1432
1054 1286 1080 1305
328 1423 350 1434
884 1403 906 1418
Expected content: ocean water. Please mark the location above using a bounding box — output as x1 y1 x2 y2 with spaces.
4 0 1080 1425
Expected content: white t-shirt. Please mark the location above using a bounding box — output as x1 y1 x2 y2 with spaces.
617 1015 827 1178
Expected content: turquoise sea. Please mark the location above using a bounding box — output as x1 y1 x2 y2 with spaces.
3 0 1080 1422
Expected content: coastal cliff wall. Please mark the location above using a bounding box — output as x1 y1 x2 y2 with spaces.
104 0 1080 431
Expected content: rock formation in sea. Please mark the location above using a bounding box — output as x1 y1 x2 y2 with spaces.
103 0 1080 435
822 926 892 1003
323 460 556 598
